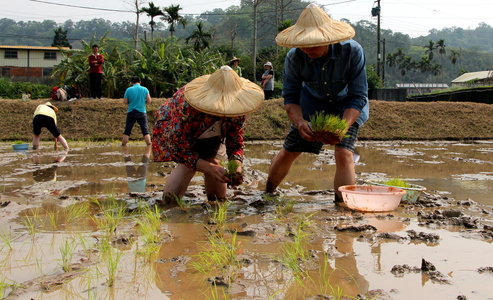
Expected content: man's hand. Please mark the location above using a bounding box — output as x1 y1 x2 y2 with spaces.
297 121 316 142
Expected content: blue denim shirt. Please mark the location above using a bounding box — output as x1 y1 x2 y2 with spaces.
282 39 369 126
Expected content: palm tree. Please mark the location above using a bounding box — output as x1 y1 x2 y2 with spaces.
185 22 212 52
141 2 163 40
424 40 436 60
162 4 187 37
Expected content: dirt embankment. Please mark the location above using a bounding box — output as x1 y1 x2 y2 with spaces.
1 98 493 141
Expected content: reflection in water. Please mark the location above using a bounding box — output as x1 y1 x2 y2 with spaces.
123 145 151 193
32 150 67 182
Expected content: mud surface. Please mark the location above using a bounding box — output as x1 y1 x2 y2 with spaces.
0 141 493 299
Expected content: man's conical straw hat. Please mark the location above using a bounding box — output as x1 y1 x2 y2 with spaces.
184 66 264 117
276 3 355 48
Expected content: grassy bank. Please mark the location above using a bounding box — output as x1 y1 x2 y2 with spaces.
1 98 493 142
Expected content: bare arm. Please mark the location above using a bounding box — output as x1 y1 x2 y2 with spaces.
124 98 128 105
146 93 152 104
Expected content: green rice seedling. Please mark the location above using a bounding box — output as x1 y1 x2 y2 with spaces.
173 194 192 211
309 112 348 134
45 209 59 231
91 198 127 237
21 208 44 236
65 201 90 224
0 277 19 299
191 233 241 278
100 239 123 287
309 112 348 143
208 200 231 234
383 178 410 188
223 160 243 186
276 214 316 278
274 197 296 216
0 228 13 250
134 204 164 259
59 238 77 272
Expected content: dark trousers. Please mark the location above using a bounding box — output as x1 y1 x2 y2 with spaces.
89 73 103 98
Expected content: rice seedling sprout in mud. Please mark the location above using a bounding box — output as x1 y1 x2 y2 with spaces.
21 208 44 236
173 195 192 211
91 196 128 236
59 238 77 272
274 197 296 216
0 277 20 299
205 200 232 236
0 228 14 250
134 204 165 259
100 239 123 287
45 209 59 231
276 214 316 278
191 232 242 280
65 201 90 224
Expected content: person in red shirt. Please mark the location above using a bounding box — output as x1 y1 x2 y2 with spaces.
88 44 104 99
152 66 264 205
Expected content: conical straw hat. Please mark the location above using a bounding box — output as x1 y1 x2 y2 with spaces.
184 66 264 117
276 3 355 48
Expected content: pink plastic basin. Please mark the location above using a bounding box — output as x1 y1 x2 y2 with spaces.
338 185 406 212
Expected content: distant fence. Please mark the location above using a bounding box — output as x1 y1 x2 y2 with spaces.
369 87 493 104
368 89 407 102
407 87 493 104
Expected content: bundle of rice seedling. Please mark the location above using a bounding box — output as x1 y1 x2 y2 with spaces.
308 112 348 144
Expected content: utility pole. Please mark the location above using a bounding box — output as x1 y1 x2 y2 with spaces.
372 1 381 82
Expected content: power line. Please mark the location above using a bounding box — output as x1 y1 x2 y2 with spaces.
29 0 130 13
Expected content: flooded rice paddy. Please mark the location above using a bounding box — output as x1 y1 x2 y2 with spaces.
0 140 493 299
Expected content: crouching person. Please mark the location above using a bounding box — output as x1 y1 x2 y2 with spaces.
152 66 264 205
32 102 69 151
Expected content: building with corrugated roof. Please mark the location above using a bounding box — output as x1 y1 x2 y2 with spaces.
451 71 493 87
0 45 70 84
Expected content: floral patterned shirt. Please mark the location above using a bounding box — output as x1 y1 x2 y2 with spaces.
152 86 246 170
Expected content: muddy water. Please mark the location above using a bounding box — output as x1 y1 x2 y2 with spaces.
0 141 493 300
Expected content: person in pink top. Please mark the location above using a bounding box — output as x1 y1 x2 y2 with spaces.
88 44 104 99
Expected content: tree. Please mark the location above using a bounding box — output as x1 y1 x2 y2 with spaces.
185 22 212 52
52 27 71 48
423 40 436 60
162 5 187 37
122 0 146 49
141 2 163 40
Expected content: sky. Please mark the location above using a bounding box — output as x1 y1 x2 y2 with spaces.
3 0 493 38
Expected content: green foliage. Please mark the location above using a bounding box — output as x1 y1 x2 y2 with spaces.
383 178 410 188
0 78 51 99
309 112 348 136
366 64 382 89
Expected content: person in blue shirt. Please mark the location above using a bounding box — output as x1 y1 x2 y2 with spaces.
265 4 369 203
122 76 152 146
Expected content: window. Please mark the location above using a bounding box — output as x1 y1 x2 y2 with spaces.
44 52 57 60
4 50 17 59
1 68 10 77
42 68 53 77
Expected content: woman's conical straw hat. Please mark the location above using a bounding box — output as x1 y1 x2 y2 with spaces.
276 3 355 48
184 66 264 117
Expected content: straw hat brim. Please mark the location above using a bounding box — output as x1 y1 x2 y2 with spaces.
276 4 355 48
184 69 264 117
